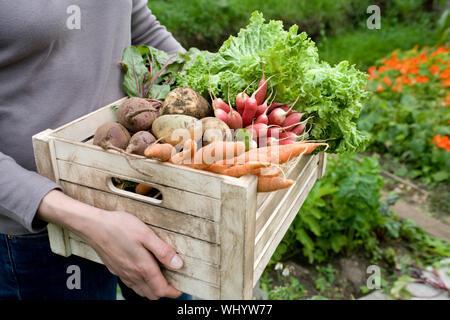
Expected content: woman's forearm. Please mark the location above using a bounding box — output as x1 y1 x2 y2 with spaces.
37 189 103 241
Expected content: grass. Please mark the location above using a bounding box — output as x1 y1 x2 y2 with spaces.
318 18 439 71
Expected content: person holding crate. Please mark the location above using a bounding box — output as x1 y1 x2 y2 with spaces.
0 0 189 300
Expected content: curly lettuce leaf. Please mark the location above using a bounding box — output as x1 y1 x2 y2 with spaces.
176 12 369 153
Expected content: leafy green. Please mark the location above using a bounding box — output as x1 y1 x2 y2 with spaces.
120 45 185 99
177 12 369 153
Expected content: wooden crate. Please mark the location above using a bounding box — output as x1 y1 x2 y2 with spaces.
32 97 326 300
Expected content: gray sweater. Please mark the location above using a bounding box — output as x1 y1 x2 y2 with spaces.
0 0 184 235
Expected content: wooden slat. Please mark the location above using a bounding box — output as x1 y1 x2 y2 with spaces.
163 270 220 300
53 138 225 199
219 176 258 300
253 165 318 284
255 154 316 235
68 236 219 285
317 152 327 179
67 238 220 299
32 129 73 257
69 222 220 265
60 181 220 244
57 160 221 221
50 99 126 141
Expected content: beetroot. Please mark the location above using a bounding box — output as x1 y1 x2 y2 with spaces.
126 131 156 156
117 97 160 132
93 122 131 150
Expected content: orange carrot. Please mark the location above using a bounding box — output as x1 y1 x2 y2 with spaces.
135 183 153 195
215 142 328 166
169 139 197 165
257 176 295 192
221 162 267 178
252 166 283 177
193 141 246 165
144 143 175 162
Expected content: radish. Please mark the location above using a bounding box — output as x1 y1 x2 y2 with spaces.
246 123 269 139
214 108 228 122
236 92 249 115
291 124 306 135
254 89 274 119
242 96 258 127
235 80 256 115
267 102 284 114
268 95 301 126
212 97 231 113
242 75 275 127
278 138 295 145
281 112 304 128
255 66 267 105
225 107 243 130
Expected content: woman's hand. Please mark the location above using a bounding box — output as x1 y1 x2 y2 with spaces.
37 190 183 300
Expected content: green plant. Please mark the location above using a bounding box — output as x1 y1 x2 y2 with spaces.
359 45 450 184
272 153 385 263
260 265 306 300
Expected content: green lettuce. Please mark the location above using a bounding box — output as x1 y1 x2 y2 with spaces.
177 12 369 153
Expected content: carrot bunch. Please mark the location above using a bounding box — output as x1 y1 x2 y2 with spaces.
144 140 327 193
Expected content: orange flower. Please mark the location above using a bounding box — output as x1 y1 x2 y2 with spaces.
432 135 450 151
368 66 377 74
446 92 450 106
415 75 429 83
430 65 439 75
383 76 392 86
392 83 402 92
376 85 383 92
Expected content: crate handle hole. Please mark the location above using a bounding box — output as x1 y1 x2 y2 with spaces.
109 178 163 204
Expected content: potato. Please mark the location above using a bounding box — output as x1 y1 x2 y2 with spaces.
151 115 199 146
161 87 213 119
200 117 232 146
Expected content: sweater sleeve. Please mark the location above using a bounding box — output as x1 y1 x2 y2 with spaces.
0 151 61 233
131 0 185 54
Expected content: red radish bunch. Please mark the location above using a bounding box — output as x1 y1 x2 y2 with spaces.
211 69 309 147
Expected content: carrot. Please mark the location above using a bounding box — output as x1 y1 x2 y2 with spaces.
215 142 328 166
135 183 153 195
144 143 175 162
253 166 283 177
193 141 246 165
221 162 267 178
257 176 294 192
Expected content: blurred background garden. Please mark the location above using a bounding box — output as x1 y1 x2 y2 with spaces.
148 0 449 299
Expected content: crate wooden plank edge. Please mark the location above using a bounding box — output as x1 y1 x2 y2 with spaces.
61 181 220 244
219 176 258 300
57 159 222 221
253 165 319 285
68 239 219 300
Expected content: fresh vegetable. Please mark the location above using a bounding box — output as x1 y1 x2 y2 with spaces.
234 128 253 151
126 131 157 156
120 45 185 100
93 122 131 150
151 114 198 146
221 162 267 178
177 12 368 153
199 117 232 146
215 142 327 165
161 87 213 119
257 176 294 192
214 108 228 122
117 97 160 132
193 141 246 165
135 183 153 196
225 107 243 130
144 143 176 162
